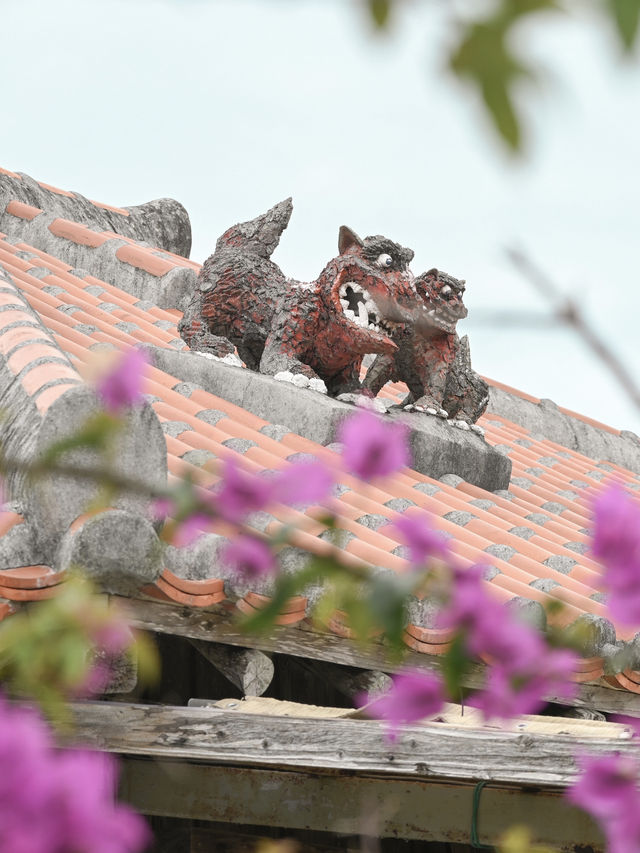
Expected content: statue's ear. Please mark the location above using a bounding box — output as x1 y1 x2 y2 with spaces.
338 226 364 255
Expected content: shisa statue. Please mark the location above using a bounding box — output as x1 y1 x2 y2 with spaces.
179 200 488 429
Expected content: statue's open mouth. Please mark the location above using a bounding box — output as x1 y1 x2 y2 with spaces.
337 279 398 338
420 302 467 336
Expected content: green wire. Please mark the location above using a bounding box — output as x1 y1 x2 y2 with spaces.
470 780 494 850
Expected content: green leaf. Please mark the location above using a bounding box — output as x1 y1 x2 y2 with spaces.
440 632 472 698
367 574 414 658
608 0 640 51
38 412 121 466
449 20 527 152
239 556 338 634
367 0 392 29
448 0 559 152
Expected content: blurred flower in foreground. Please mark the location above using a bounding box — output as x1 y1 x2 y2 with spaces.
222 536 277 581
440 564 577 720
390 512 450 567
567 753 640 853
96 347 149 414
360 669 444 742
339 409 410 480
268 459 334 507
591 483 640 626
157 456 334 546
0 576 156 725
0 695 149 853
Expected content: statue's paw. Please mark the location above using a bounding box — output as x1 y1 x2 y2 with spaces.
403 404 415 412
338 393 385 413
359 397 387 414
449 419 470 431
194 351 221 362
308 377 328 394
274 370 296 385
221 353 243 367
337 392 360 405
437 408 449 419
470 423 485 437
291 373 312 389
274 371 327 394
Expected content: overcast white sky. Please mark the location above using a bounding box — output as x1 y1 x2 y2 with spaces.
3 0 640 433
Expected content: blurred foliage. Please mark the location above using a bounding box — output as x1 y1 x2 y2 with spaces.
363 0 640 152
0 575 158 728
499 825 556 853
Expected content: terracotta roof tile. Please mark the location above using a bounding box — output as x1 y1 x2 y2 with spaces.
6 200 42 221
115 244 175 277
48 218 110 248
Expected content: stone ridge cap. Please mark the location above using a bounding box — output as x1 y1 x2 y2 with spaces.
486 383 640 474
0 166 192 258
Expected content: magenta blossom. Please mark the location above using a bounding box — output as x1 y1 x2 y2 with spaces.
592 483 640 567
222 535 277 580
213 457 274 523
0 695 149 853
338 409 410 480
390 512 450 568
591 483 640 626
269 460 334 507
360 669 444 742
472 649 578 721
567 753 640 853
96 347 149 414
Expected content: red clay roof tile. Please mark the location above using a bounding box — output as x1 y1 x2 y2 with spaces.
6 200 42 221
48 218 110 248
115 244 175 277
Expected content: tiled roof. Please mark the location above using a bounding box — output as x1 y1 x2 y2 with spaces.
1 169 640 696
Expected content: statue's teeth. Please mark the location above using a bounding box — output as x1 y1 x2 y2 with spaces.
358 302 368 325
340 299 348 309
344 309 355 320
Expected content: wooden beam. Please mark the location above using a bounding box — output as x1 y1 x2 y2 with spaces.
119 596 640 717
69 700 637 788
188 639 274 696
118 758 603 850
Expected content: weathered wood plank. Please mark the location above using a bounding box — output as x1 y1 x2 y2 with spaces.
70 700 639 788
188 639 274 696
119 596 640 717
119 758 604 851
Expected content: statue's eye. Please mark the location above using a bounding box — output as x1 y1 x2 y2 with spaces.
377 253 393 268
440 284 452 300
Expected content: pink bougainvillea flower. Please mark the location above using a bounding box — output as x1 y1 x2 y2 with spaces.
591 483 640 626
172 513 212 547
390 512 450 568
0 695 149 853
567 753 640 853
611 714 640 737
96 346 149 414
213 457 274 523
592 483 640 567
221 535 277 581
473 648 578 721
360 669 444 742
269 460 334 507
338 409 410 480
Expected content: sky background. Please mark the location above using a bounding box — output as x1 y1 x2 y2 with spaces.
3 0 640 432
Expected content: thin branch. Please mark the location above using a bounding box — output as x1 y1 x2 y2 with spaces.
507 247 640 413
